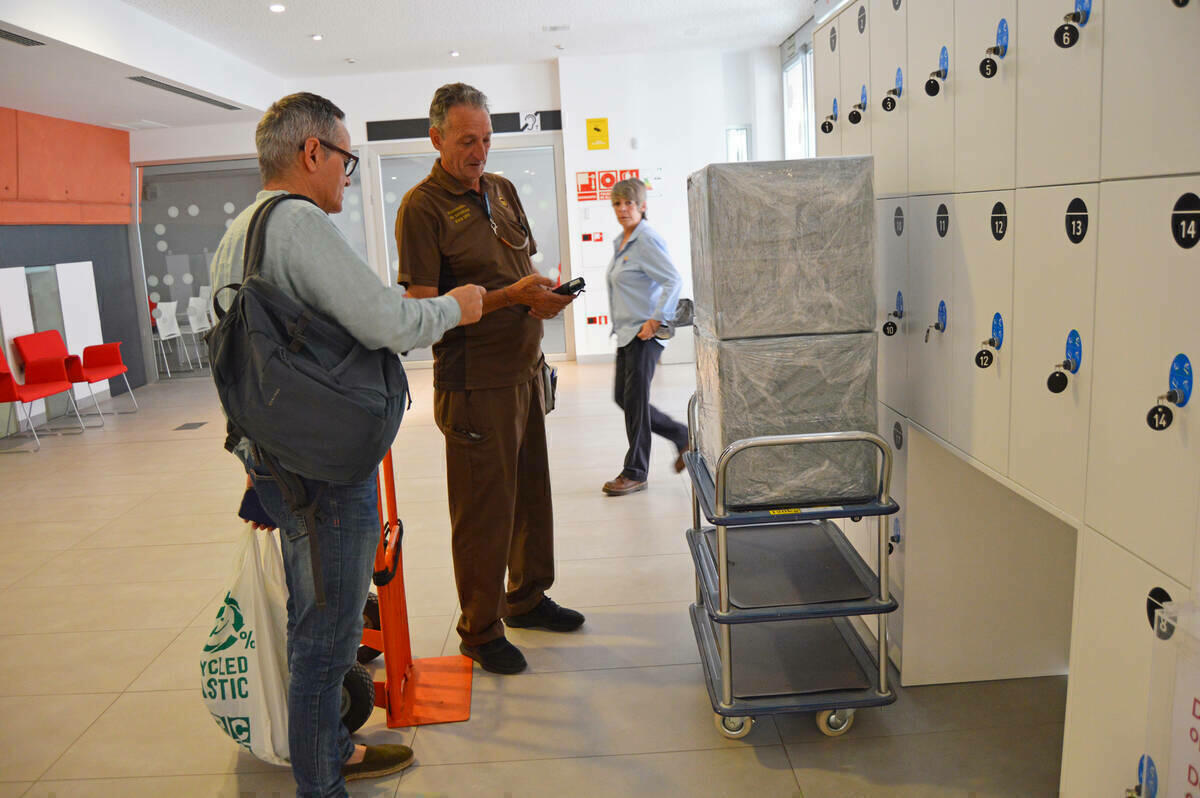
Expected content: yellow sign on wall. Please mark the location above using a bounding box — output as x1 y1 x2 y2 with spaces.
586 118 609 150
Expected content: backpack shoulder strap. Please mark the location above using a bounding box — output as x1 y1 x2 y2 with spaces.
242 193 319 280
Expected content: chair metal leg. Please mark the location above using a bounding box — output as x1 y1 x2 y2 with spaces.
156 339 172 378
0 402 41 453
115 372 139 414
86 382 106 426
42 392 91 433
67 392 87 433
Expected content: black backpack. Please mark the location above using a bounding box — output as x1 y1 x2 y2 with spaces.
207 193 409 604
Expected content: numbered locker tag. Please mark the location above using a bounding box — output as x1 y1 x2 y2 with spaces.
883 68 903 112
936 203 950 238
883 291 904 336
1147 354 1193 430
980 20 1007 79
991 201 1008 241
1065 198 1089 244
976 313 1005 369
857 5 867 34
894 205 905 236
1172 193 1200 249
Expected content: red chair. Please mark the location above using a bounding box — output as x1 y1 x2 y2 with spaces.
0 346 85 452
13 331 137 424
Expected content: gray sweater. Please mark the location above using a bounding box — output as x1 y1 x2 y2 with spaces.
210 189 460 353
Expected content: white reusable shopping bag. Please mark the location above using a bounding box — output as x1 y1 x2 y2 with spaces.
201 527 291 765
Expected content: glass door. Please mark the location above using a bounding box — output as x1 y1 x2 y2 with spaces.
371 133 572 361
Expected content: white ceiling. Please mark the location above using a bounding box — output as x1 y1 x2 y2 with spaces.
0 22 259 129
117 0 812 77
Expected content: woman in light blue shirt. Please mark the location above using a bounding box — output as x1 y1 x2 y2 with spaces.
602 178 690 496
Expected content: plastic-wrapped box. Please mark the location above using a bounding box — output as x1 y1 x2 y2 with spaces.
688 157 875 340
695 329 878 508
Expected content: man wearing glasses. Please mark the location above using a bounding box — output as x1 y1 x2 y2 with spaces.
397 83 582 676
211 92 485 797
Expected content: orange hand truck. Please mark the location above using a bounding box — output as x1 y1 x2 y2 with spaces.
360 450 473 727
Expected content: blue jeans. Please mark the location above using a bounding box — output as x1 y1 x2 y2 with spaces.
247 458 380 798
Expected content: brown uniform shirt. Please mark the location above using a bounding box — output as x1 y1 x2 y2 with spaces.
397 160 541 391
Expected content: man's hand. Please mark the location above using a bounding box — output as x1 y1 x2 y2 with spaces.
637 319 661 340
448 284 486 325
507 274 574 320
244 474 276 532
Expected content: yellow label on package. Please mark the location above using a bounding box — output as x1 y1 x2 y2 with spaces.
768 505 839 515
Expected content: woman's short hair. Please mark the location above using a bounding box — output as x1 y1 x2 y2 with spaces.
256 92 345 183
612 178 648 218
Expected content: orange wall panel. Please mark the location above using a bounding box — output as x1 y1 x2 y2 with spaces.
0 108 15 200
15 110 130 205
78 202 132 225
0 200 82 225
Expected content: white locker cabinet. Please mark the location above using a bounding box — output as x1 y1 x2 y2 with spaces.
905 195 954 441
868 0 908 197
880 403 908 600
839 1 873 157
906 0 955 195
1101 0 1200 180
949 191 1014 474
815 15 843 157
1009 184 1099 521
953 2 1017 192
1060 527 1186 798
876 198 909 416
1015 0 1104 188
1084 176 1200 587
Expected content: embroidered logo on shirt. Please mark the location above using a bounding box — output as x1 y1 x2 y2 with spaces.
497 195 510 209
448 204 471 224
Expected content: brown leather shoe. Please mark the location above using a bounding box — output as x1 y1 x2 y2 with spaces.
602 474 647 496
674 449 689 473
343 744 414 781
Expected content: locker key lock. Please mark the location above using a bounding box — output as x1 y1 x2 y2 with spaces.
924 321 944 343
848 102 866 125
975 339 999 369
1147 354 1193 431
1046 361 1075 394
925 70 946 97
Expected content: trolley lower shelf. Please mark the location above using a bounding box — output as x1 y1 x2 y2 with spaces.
690 603 897 716
686 523 898 623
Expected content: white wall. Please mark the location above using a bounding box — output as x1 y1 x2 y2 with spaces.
558 46 784 361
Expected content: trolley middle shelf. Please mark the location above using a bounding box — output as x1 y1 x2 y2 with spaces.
686 521 899 624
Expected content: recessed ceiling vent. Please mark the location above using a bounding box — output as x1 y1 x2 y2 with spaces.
0 29 46 47
127 76 240 111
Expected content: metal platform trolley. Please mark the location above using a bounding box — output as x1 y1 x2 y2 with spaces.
683 396 901 739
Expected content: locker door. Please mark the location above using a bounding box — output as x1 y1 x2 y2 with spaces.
1084 177 1200 586
877 198 909 416
1101 0 1200 180
906 0 955 195
949 191 1014 474
869 0 908 197
906 195 954 441
954 2 1017 192
839 1 873 157
880 403 908 600
1009 184 1098 520
1015 0 1104 187
815 15 843 157
1060 527 1185 798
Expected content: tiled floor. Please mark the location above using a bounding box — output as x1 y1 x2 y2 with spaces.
0 362 1066 797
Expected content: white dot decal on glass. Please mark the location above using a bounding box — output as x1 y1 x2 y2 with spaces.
150 292 161 303
167 206 179 218
225 218 234 228
223 202 235 214
187 204 200 217
156 241 168 252
163 274 175 286
522 184 534 196
537 200 550 211
346 194 359 206
384 192 397 205
531 252 545 264
182 273 194 285
147 275 159 287
154 223 166 235
350 211 362 222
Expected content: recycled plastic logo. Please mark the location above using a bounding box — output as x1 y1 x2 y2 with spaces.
212 714 252 749
204 593 245 654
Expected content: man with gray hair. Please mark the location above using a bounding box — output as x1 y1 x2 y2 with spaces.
397 82 583 675
211 92 484 796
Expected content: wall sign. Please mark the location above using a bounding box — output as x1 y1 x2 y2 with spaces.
586 118 609 150
936 203 950 238
576 169 639 202
1172 193 1200 249
1065 198 1089 244
991 201 1008 241
576 171 598 202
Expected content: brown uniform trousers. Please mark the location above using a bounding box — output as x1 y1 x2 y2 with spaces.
433 376 555 646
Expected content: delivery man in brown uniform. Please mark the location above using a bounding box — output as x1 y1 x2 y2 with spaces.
397 83 583 674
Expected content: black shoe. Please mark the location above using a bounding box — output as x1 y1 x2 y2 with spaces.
504 596 585 632
343 744 414 781
459 637 527 674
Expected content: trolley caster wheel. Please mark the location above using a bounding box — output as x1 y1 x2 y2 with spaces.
341 662 376 733
714 713 755 739
816 708 855 737
357 593 382 664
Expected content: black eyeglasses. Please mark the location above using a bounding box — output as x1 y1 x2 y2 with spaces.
299 138 359 177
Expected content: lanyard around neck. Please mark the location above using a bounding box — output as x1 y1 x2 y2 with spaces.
480 191 530 252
